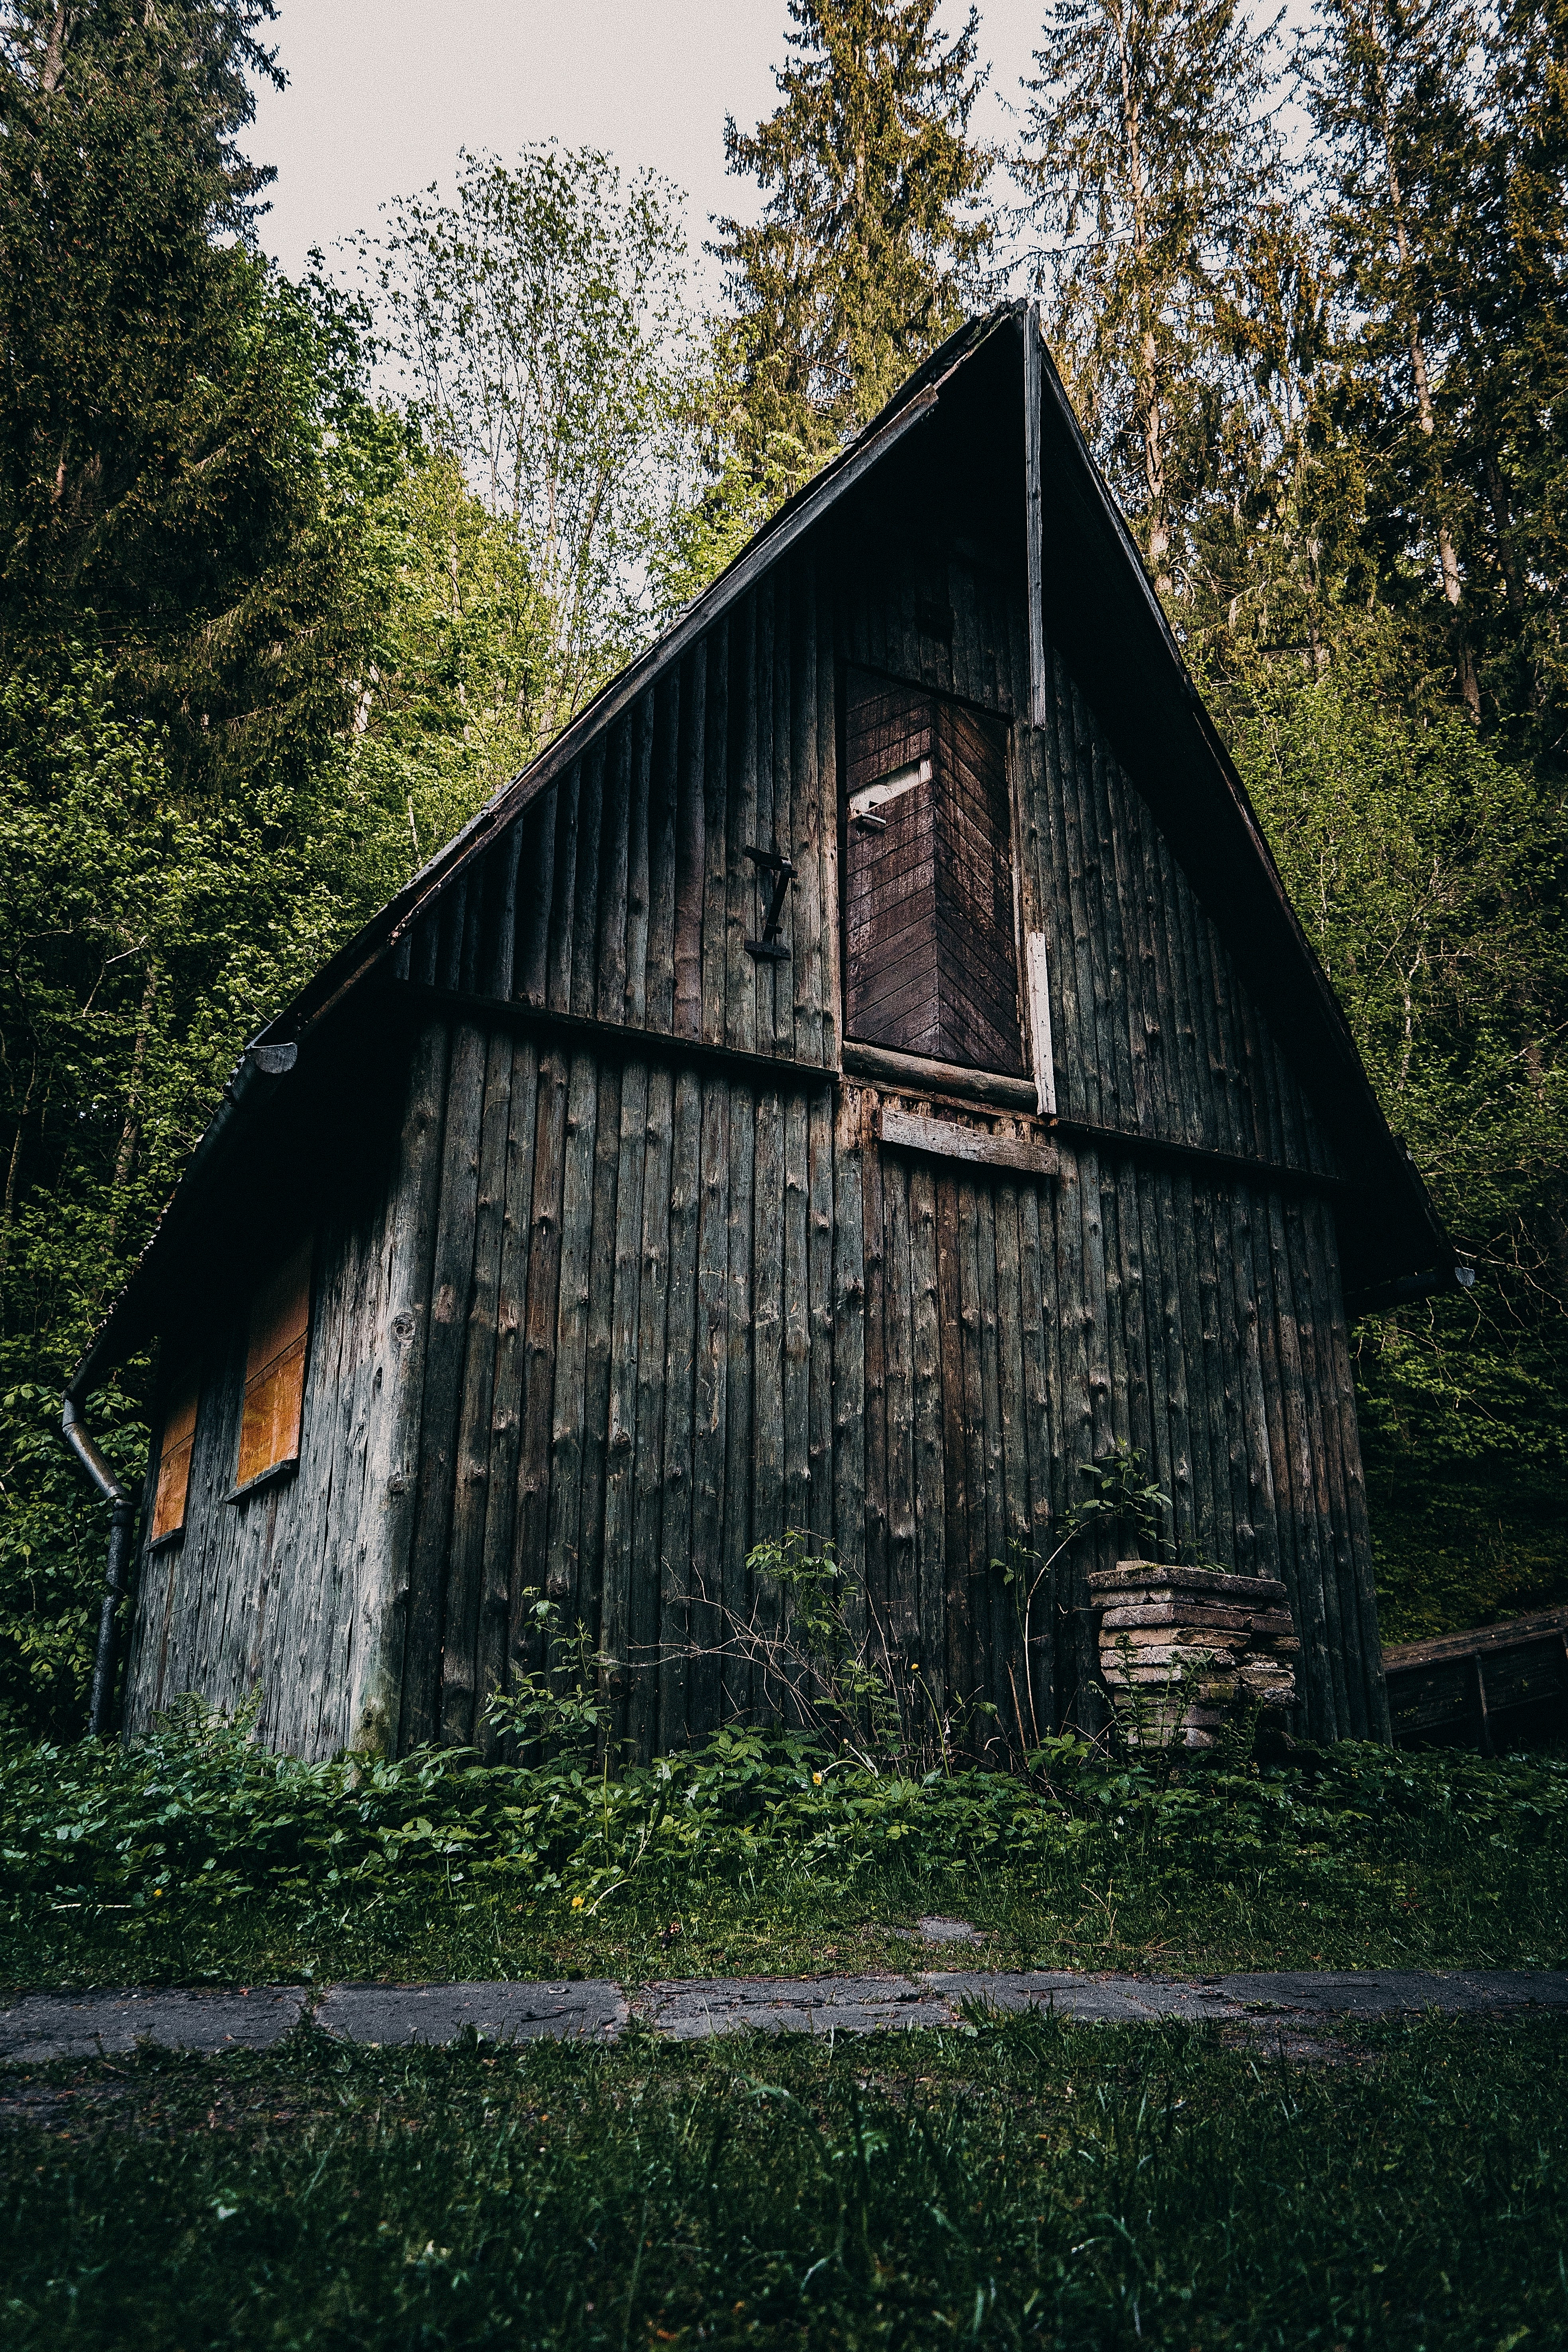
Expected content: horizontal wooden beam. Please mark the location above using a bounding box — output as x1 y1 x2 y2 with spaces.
380 982 838 1095
1050 1115 1358 1201
879 1105 1058 1178
841 1039 1040 1110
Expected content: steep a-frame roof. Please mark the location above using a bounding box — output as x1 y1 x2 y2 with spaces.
69 304 1454 1397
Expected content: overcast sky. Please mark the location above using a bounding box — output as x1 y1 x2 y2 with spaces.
250 1 1053 293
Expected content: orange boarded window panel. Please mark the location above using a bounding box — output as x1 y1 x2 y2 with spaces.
150 1367 200 1543
236 1235 313 1490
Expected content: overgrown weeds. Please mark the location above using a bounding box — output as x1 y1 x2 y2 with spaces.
3 1697 1564 1989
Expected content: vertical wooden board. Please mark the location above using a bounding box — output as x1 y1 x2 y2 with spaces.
511 1049 569 1695
1170 1169 1224 1566
624 698 655 1027
658 1066 702 1747
792 558 825 1066
768 568 795 1058
545 1053 601 1640
400 1019 487 1746
598 1058 648 1752
434 877 468 994
568 744 606 1022
783 1090 811 1554
1188 1174 1240 1573
628 1064 675 1760
908 1158 945 1711
475 1038 540 1751
343 1022 449 1754
1082 715 1141 1131
1314 1197 1390 1735
860 1088 891 1650
645 677 681 1034
954 1172 992 1717
1017 1180 1058 1737
816 569 842 1073
807 1086 835 1551
484 817 525 1002
1270 1188 1345 1733
1148 1165 1199 1558
935 1171 972 1707
701 619 730 1050
1074 1145 1116 1704
992 1180 1033 1725
721 1081 757 1720
546 762 582 1015
1252 1187 1331 1729
974 1184 1006 1588
1286 1192 1358 1733
880 1152 917 1662
1027 629 1084 1122
673 643 708 1043
282 1245 351 1750
749 1087 786 1717
596 721 633 1025
575 1063 623 1657
1149 828 1209 1149
1049 653 1104 1126
436 1026 514 1746
1128 793 1184 1139
689 1076 731 1738
752 577 777 1056
515 790 558 1007
725 592 760 1057
831 1086 867 1641
1223 1179 1280 1582
1099 756 1157 1132
408 903 441 991
326 1209 394 1753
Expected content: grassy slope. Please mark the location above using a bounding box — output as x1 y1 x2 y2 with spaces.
4 2016 1564 2350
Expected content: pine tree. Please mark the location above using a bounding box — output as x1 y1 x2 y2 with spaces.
0 1 366 794
1017 0 1282 599
713 0 997 491
1301 0 1488 717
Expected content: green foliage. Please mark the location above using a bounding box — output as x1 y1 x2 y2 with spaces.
1018 0 1283 596
4 1700 1563 1988
702 0 996 557
1231 629 1568 1627
4 2019 1566 2351
361 143 695 729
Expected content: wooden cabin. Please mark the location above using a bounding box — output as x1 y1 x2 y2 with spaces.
69 306 1458 1758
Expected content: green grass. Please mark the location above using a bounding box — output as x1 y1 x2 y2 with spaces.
4 2014 1565 2349
5 1721 1565 1992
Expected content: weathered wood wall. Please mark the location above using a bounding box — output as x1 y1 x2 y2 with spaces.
124 521 1387 1755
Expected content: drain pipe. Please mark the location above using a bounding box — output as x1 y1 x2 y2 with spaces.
62 1391 137 1738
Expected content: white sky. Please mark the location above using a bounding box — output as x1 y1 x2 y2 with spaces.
250 0 1054 294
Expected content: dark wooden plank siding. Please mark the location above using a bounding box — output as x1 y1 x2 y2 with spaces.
126 529 1381 1758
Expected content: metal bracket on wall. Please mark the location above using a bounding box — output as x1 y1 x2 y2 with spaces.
744 843 796 961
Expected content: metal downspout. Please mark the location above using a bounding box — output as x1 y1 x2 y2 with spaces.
61 1392 136 1738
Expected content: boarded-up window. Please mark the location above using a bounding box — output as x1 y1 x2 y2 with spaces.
150 1368 200 1543
236 1236 313 1490
844 671 1024 1072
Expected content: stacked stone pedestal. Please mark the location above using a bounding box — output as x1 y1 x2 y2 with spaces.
1088 1563 1299 1750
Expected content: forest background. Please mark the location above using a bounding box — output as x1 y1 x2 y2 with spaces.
1 0 1563 1740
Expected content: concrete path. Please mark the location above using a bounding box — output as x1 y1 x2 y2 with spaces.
2 1968 1564 2061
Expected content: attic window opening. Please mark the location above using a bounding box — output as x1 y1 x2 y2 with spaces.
149 1366 200 1544
843 670 1025 1077
234 1235 313 1495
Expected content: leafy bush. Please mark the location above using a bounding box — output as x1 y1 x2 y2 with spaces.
4 1696 1564 1943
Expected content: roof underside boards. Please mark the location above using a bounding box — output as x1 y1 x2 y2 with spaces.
71 306 1450 1394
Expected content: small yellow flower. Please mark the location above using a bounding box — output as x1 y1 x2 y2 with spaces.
570 1894 584 1910
153 1887 164 1899
811 1772 823 1786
